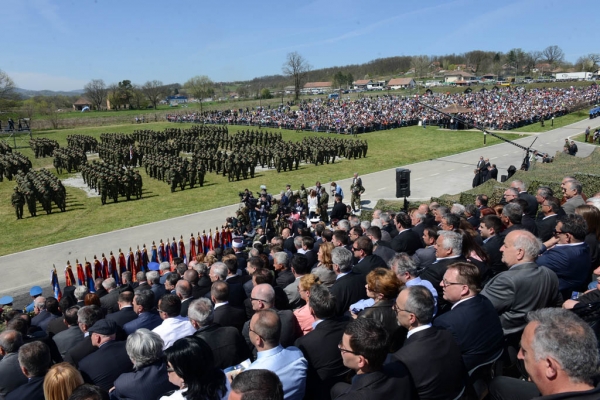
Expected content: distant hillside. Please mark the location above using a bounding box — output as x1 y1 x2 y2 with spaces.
15 88 84 98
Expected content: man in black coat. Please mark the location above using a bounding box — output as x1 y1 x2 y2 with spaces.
330 194 347 222
511 180 538 218
78 319 133 392
330 247 367 317
331 318 414 400
147 271 166 307
47 296 74 338
51 305 84 358
105 292 138 328
295 285 351 400
0 330 28 398
5 341 50 400
479 215 507 277
99 278 120 314
390 286 466 400
189 298 250 369
64 305 104 366
273 252 295 288
536 196 561 242
390 212 422 256
123 291 162 336
211 281 247 333
351 236 387 277
367 226 396 265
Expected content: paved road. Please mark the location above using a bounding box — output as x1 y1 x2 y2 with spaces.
2 118 598 306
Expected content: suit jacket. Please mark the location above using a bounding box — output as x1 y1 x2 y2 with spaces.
276 269 296 288
79 340 133 391
352 254 387 276
519 191 539 217
374 243 396 265
52 325 84 358
358 299 406 352
192 275 212 299
391 327 466 400
31 310 60 332
100 289 120 314
481 262 562 334
123 311 162 335
224 277 248 308
412 246 436 269
5 375 44 400
521 215 539 236
483 235 506 276
433 295 504 371
330 272 367 317
46 316 68 338
105 306 138 327
537 243 590 298
390 229 422 256
284 277 305 310
0 352 28 398
419 256 467 313
466 216 480 229
305 250 318 269
330 362 414 400
194 324 250 369
213 303 247 333
112 361 177 400
563 195 585 215
150 284 166 307
413 223 426 244
179 297 193 317
235 252 248 271
537 214 558 242
63 335 96 367
295 317 351 400
330 202 347 221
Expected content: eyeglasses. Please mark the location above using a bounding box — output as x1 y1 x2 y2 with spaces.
166 367 175 373
392 303 414 316
352 247 361 252
250 297 267 303
249 327 263 340
553 229 566 236
338 340 360 355
442 279 464 287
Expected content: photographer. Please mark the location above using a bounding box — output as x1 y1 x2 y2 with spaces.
256 194 269 229
240 189 258 226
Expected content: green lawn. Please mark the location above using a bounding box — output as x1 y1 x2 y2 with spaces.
509 110 591 133
0 123 520 256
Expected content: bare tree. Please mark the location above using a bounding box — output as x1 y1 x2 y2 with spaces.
411 55 430 79
542 45 565 68
0 69 16 101
464 50 488 73
282 52 311 100
184 76 214 113
142 80 165 110
131 85 148 110
84 79 108 111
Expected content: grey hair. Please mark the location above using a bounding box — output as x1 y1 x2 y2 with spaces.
379 213 391 223
126 328 164 368
34 297 46 310
146 271 160 284
187 298 214 326
102 278 117 290
0 330 23 353
360 220 371 231
293 236 303 249
437 230 462 256
210 262 228 280
390 253 420 276
502 202 523 224
331 247 353 273
587 197 600 211
511 231 541 261
194 263 209 276
348 216 360 227
74 285 89 301
528 308 600 386
371 219 383 228
413 213 426 223
450 204 465 217
537 186 553 199
159 262 171 272
568 181 583 195
77 305 103 327
273 252 289 268
511 179 526 191
504 187 519 197
404 285 434 324
337 219 350 232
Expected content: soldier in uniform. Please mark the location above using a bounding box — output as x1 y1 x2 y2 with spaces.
319 186 329 224
11 187 24 219
299 184 308 206
98 175 107 205
350 172 365 212
25 189 37 217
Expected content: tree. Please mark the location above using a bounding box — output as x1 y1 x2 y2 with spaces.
260 88 272 99
282 52 311 100
84 79 108 110
184 76 214 113
464 50 488 73
411 55 430 79
505 48 527 77
117 80 133 109
142 80 165 110
576 53 600 72
0 69 16 101
542 45 565 68
131 85 148 109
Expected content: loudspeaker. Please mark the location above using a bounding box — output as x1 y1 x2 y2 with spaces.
396 168 411 198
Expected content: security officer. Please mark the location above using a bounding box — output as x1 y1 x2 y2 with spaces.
11 186 24 219
350 172 365 212
25 286 43 313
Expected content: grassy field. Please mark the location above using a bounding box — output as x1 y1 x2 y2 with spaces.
0 123 520 256
510 110 592 133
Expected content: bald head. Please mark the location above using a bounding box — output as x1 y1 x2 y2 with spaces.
251 284 275 309
183 269 198 285
175 280 192 299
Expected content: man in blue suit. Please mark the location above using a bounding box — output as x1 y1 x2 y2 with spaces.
536 214 590 300
123 291 162 335
5 341 50 400
433 262 504 371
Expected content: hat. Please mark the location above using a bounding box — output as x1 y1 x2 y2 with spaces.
148 262 160 271
260 185 267 190
88 319 118 335
0 296 13 306
30 286 43 296
232 238 244 248
309 217 320 224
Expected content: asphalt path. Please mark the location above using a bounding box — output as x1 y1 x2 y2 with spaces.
2 118 599 307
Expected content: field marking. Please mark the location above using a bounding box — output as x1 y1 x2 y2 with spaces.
430 173 439 176
491 157 498 159
462 165 469 168
414 177 423 181
448 169 454 171
503 154 509 156
377 187 386 191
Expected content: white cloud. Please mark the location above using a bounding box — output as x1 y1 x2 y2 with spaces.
9 71 87 91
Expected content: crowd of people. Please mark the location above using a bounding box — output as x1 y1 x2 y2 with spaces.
2 171 600 399
165 85 600 133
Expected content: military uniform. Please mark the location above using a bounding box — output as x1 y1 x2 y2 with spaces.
350 175 365 212
11 187 24 219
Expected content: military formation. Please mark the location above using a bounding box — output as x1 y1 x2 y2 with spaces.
12 168 66 218
0 141 12 155
53 147 87 174
29 138 60 158
143 154 205 192
80 161 143 204
0 151 32 182
66 134 98 153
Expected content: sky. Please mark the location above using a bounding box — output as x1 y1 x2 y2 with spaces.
2 0 595 91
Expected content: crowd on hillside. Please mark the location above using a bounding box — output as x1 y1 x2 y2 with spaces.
166 85 600 133
2 173 600 400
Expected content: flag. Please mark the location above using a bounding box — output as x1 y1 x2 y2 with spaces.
75 260 85 286
151 242 158 263
109 251 120 285
142 245 149 271
85 260 95 292
196 232 202 256
118 249 127 276
102 254 109 280
165 239 171 263
170 238 178 261
214 228 221 249
64 262 75 287
208 230 214 251
158 240 166 263
178 236 186 263
202 231 208 254
51 266 62 301
189 234 197 262
221 227 229 249
127 248 135 272
226 228 233 248
93 256 103 279
135 246 142 275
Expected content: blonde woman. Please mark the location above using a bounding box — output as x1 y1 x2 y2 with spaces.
43 363 84 400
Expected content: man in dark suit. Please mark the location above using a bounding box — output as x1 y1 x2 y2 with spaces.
64 305 104 366
189 298 250 369
380 212 399 238
273 252 295 288
5 341 50 400
146 271 166 307
331 318 414 400
105 292 138 328
123 291 162 336
99 278 120 314
220 259 248 308
175 280 194 317
51 305 84 358
433 262 504 371
46 295 74 338
390 285 466 400
78 319 134 392
330 194 347 222
412 226 437 269
74 285 89 307
536 196 561 242
411 209 428 244
465 204 480 229
367 226 396 265
31 297 62 333
479 215 506 277
511 180 538 218
295 284 351 400
183 269 208 300
330 247 367 317
0 330 28 398
351 236 387 277
390 212 422 256
299 236 318 269
499 201 525 239
211 281 247 333
488 164 498 181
